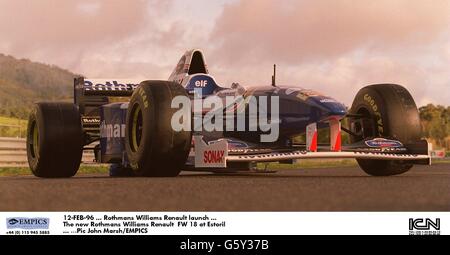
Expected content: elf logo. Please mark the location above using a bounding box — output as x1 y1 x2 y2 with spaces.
195 80 208 88
100 121 126 138
203 150 225 163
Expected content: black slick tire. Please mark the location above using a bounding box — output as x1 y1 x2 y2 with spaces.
27 103 83 178
125 81 192 177
349 84 421 176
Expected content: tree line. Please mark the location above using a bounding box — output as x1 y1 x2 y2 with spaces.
419 104 449 149
0 53 75 119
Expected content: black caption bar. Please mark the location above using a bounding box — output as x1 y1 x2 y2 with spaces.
2 235 447 254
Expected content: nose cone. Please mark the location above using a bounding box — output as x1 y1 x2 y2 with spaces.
310 97 347 119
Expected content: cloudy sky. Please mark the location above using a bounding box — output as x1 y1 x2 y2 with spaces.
0 0 449 106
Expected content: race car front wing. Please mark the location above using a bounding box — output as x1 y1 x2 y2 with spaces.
226 150 430 163
194 135 431 168
194 116 431 169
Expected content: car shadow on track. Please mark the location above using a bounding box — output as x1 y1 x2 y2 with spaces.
1 171 432 180
178 173 386 179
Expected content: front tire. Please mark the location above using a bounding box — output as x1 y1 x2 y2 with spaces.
125 81 192 177
349 84 421 176
27 103 83 178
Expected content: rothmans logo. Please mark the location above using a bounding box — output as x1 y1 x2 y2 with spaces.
82 117 101 124
6 217 50 229
100 121 126 138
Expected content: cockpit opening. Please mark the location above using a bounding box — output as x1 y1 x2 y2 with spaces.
188 51 207 74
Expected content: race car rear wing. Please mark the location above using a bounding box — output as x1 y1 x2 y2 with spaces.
74 77 141 116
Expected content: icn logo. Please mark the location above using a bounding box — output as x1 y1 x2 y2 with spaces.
409 218 440 235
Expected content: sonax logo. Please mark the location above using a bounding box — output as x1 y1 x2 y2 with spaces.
203 150 225 164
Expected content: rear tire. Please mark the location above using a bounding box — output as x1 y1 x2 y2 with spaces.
125 81 192 177
27 103 83 178
349 84 421 176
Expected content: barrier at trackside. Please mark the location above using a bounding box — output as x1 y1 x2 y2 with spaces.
0 137 95 167
430 149 446 159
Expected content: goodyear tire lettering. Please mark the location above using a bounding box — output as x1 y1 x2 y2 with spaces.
364 93 384 134
138 87 149 109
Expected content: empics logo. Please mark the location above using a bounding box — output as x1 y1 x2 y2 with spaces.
6 217 50 229
8 219 19 225
409 218 440 235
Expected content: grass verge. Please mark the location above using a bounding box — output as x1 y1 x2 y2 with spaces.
0 165 108 177
0 115 28 137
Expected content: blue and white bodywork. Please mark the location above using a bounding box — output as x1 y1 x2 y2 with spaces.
74 49 431 173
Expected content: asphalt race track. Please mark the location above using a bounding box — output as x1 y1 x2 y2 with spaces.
1 164 449 211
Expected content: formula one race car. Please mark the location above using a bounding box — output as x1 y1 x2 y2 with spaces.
26 49 430 178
